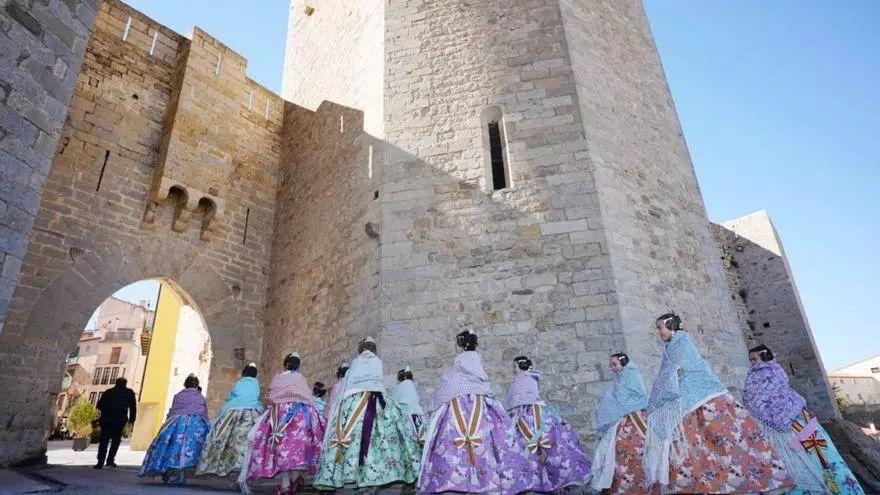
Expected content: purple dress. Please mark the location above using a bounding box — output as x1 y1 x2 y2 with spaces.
419 351 532 494
506 370 591 491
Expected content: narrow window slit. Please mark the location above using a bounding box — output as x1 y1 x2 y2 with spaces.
487 121 507 190
367 144 373 178
340 115 344 133
248 90 254 110
215 52 223 75
264 100 270 120
96 150 109 192
122 16 132 41
243 207 250 245
149 30 158 56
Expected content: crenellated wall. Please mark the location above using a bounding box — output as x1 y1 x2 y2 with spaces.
0 0 279 465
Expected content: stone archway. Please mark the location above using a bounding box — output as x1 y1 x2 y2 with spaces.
0 239 257 465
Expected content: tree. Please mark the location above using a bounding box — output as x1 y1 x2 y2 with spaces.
67 397 100 438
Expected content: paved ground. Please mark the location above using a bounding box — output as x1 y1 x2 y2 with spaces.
2 441 412 494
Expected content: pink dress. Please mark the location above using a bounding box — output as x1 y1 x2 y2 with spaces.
245 371 326 479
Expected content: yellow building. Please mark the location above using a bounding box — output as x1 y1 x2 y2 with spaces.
130 283 181 450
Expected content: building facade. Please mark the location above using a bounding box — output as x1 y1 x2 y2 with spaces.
0 0 839 464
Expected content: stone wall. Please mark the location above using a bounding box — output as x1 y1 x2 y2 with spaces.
558 0 748 388
1 0 99 333
375 0 621 432
716 210 838 419
0 0 279 465
279 0 751 436
282 0 384 136
261 101 381 384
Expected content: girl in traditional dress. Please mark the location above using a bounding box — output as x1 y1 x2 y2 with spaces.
591 353 649 494
197 363 264 478
315 337 421 489
507 355 592 491
419 330 531 494
139 374 211 485
391 366 425 436
313 382 327 415
744 345 864 494
239 353 325 495
643 312 794 494
324 363 348 422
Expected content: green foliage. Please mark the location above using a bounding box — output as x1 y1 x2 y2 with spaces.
67 397 99 438
832 385 848 414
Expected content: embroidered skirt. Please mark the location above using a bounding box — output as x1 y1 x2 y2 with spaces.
245 402 325 479
508 403 591 491
591 411 648 495
138 414 211 477
419 394 532 494
196 408 263 477
775 409 865 495
657 393 794 494
315 391 421 488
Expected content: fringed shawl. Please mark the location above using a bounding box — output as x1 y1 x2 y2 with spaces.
167 388 208 420
506 370 544 410
219 376 263 418
644 331 727 487
267 370 314 406
428 351 492 411
343 350 386 397
595 364 648 437
743 361 807 431
391 379 425 416
647 331 726 414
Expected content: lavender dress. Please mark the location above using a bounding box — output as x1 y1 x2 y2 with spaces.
419 351 532 494
744 361 864 494
506 369 591 491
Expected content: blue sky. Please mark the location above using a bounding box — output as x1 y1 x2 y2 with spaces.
116 1 878 371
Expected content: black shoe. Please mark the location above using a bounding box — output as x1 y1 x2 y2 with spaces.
93 463 103 469
106 461 117 468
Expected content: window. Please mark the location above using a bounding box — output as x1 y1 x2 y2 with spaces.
110 367 119 382
871 367 880 373
480 106 511 192
110 347 121 364
92 367 102 385
101 367 111 385
487 121 507 190
89 392 97 405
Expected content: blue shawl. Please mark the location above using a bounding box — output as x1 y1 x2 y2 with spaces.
391 379 425 416
647 331 726 414
595 364 648 437
644 331 727 487
343 350 386 397
218 376 263 418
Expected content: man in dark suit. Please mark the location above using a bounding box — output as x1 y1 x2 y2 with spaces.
94 377 137 469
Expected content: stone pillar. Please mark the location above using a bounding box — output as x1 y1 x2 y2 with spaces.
0 0 100 333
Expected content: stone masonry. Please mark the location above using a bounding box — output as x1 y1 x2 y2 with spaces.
1 0 100 334
715 211 839 419
0 0 840 466
0 0 279 465
275 0 753 435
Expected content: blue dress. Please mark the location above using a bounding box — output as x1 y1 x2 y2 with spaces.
139 388 211 483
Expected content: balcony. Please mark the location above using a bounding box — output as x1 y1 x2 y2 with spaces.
102 330 135 342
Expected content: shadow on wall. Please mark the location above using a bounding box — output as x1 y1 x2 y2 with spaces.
264 98 629 440
716 222 838 420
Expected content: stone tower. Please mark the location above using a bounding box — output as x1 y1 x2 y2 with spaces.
272 0 747 432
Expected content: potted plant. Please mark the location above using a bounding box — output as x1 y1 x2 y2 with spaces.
67 397 99 451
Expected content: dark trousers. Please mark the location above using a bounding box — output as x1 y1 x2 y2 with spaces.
97 422 124 465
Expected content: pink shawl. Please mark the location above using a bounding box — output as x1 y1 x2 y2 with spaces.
267 371 314 406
